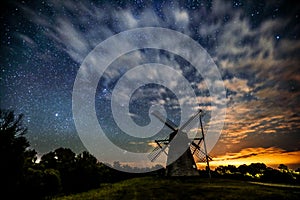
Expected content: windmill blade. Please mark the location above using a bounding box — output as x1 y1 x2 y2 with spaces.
155 140 168 154
193 151 212 162
151 110 178 131
148 144 168 162
148 138 169 162
148 146 163 162
190 145 204 162
190 146 213 161
178 109 202 132
191 137 203 154
191 141 213 160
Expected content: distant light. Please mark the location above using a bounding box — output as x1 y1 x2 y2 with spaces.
55 113 59 117
276 35 280 40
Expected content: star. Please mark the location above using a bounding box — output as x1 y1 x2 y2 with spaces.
0 0 299 169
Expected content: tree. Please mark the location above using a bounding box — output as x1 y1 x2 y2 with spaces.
23 148 38 168
215 165 237 175
43 168 62 195
0 109 29 196
73 151 101 191
55 147 76 165
278 164 289 171
238 164 248 175
248 163 267 176
40 151 58 169
40 147 77 193
22 167 62 198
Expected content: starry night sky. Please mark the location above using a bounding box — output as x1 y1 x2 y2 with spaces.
1 0 300 168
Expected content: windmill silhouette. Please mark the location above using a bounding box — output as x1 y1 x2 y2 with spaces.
148 109 212 177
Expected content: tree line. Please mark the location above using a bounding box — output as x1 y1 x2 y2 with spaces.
212 163 300 183
0 109 163 199
1 109 299 199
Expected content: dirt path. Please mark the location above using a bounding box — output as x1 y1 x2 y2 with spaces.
250 181 300 189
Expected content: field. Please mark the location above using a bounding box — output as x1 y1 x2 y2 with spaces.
54 177 300 200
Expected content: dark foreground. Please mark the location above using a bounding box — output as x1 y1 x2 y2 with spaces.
54 177 300 200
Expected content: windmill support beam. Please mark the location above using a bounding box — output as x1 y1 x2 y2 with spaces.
200 113 211 179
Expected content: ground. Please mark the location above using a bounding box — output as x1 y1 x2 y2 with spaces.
54 177 300 200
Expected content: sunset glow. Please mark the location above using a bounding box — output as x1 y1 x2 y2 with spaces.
197 147 300 170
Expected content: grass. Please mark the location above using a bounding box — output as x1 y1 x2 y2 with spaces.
54 177 300 200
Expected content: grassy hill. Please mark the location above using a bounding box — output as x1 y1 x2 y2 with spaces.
54 177 300 200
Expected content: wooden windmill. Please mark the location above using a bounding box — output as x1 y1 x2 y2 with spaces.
148 109 212 177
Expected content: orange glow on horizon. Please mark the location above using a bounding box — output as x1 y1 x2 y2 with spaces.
196 147 300 170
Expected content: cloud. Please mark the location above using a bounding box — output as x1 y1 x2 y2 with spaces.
18 34 36 46
224 77 251 94
17 0 300 163
174 10 189 24
198 147 300 169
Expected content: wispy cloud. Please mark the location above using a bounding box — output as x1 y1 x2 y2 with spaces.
17 0 300 162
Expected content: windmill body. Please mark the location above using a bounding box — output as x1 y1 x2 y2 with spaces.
166 131 198 176
148 110 211 177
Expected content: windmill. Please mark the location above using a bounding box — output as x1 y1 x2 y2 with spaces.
148 109 212 177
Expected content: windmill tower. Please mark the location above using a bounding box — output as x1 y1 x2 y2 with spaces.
148 109 212 177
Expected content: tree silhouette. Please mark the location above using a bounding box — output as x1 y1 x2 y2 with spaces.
40 148 105 193
237 164 248 175
40 151 57 169
73 151 102 191
0 109 29 196
278 164 289 171
40 148 76 193
247 163 267 176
